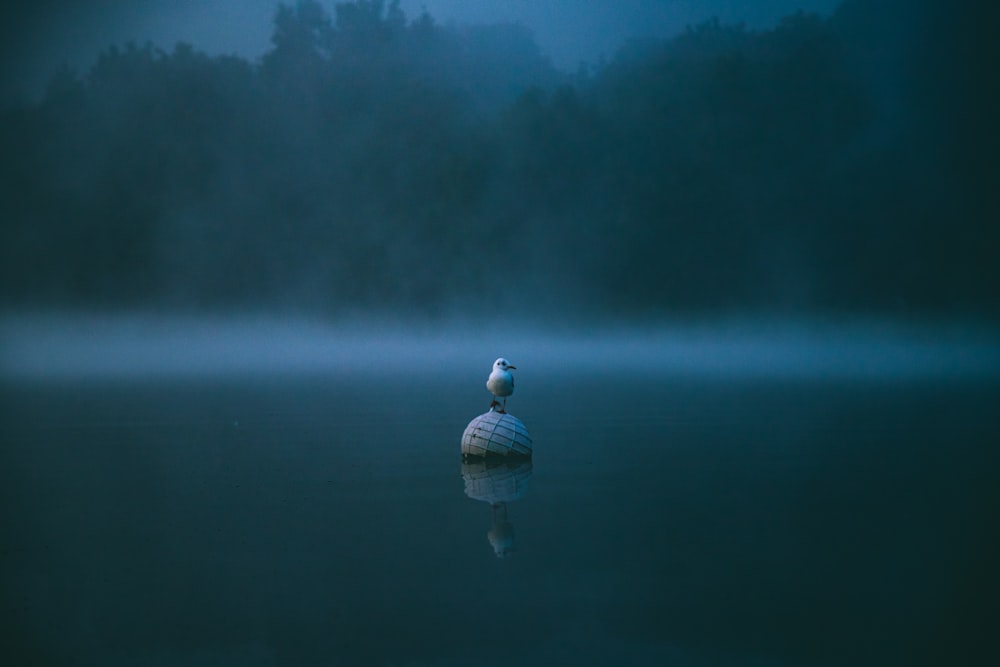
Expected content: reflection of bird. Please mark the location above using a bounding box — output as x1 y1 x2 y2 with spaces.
488 504 515 558
487 358 516 413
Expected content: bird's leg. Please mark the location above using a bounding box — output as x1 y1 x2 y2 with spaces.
500 397 507 414
490 396 499 410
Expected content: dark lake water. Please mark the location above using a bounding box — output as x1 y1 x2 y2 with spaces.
2 370 998 666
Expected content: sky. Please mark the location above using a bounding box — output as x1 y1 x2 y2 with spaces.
0 0 841 105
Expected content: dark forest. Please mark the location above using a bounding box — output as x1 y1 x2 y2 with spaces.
1 0 996 320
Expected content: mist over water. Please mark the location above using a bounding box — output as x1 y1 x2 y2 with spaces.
3 314 998 666
2 314 998 381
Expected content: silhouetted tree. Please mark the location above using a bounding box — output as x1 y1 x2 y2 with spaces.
0 0 993 318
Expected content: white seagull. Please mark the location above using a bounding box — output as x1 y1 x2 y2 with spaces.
487 358 516 413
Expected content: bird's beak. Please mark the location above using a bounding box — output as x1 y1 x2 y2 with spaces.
508 365 517 370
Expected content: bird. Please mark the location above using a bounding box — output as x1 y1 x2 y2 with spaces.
487 358 516 413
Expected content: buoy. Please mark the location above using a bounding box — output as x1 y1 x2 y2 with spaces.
461 409 532 459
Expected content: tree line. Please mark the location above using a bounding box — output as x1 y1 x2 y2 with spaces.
1 0 995 319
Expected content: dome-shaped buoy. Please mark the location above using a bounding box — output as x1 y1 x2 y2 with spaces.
461 409 532 459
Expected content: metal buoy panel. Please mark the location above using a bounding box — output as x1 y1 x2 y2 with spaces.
461 410 532 459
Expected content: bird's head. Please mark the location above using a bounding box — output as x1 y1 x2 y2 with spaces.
494 358 516 371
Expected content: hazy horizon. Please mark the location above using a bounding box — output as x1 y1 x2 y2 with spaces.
3 313 998 381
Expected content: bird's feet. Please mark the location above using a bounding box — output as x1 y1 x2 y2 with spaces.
490 400 500 411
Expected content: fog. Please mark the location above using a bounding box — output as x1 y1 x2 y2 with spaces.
2 315 997 381
0 1 996 337
3 8 998 664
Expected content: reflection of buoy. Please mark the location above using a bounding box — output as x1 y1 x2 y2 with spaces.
461 458 533 504
462 459 533 558
461 410 532 459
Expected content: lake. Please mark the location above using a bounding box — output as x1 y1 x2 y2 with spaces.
2 362 998 665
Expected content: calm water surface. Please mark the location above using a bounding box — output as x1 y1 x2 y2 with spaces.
2 370 997 666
